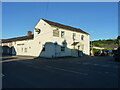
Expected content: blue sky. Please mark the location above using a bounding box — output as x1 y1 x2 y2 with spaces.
2 2 118 41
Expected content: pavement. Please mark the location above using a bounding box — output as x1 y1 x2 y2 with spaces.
1 55 120 88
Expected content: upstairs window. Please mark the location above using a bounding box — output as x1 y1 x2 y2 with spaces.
22 48 23 52
53 30 59 37
72 33 76 41
81 35 84 40
24 48 27 52
61 31 65 38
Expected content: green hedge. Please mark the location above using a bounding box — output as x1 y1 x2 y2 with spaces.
91 48 113 55
91 48 100 54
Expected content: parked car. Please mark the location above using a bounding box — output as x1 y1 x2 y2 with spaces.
104 50 113 56
94 50 113 56
94 50 105 56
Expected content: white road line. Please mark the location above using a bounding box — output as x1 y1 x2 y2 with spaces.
76 62 118 68
101 65 110 67
82 62 91 65
46 65 88 76
93 64 99 66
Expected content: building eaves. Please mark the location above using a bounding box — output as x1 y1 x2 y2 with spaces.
2 34 34 43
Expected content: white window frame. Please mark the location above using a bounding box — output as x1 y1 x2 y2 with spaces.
61 31 65 38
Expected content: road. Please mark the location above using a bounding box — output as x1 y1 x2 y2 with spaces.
1 56 120 88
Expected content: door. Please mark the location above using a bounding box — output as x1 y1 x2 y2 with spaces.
54 45 60 57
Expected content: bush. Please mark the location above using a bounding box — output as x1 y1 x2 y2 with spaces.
103 48 113 50
91 48 100 54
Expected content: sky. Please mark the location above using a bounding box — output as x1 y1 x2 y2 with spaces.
2 2 118 41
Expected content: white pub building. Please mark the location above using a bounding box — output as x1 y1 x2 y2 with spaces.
1 19 90 58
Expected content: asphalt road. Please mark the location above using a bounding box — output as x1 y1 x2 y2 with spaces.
1 56 120 88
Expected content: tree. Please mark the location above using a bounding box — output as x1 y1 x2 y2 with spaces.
116 36 120 47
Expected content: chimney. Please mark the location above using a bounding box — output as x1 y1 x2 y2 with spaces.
27 31 32 36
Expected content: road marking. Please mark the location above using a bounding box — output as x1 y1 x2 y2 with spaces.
93 64 99 66
46 65 88 76
101 65 110 67
82 62 91 65
76 62 118 68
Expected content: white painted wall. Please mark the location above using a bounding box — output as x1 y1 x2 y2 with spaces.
11 19 90 58
49 26 90 55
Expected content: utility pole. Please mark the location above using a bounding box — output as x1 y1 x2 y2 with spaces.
90 41 94 56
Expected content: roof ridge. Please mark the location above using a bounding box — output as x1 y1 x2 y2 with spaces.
2 34 34 40
42 19 78 28
42 19 89 35
2 34 34 43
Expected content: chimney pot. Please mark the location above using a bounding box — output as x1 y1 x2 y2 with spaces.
27 31 32 36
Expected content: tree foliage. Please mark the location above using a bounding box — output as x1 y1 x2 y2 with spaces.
116 36 120 46
91 38 117 47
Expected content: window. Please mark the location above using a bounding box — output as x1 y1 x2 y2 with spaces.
61 31 65 38
56 28 59 30
81 35 84 40
25 48 27 52
22 48 23 52
53 30 59 37
17 43 24 46
61 46 65 52
73 33 76 41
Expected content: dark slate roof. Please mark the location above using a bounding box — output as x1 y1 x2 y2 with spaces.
42 19 89 35
2 35 34 43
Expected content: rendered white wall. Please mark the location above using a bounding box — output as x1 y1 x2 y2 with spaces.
12 19 90 57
